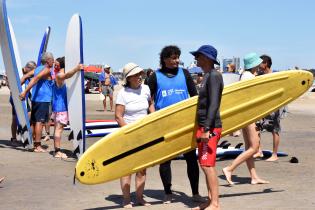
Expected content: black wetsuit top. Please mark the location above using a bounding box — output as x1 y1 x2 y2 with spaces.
197 70 223 128
147 67 197 98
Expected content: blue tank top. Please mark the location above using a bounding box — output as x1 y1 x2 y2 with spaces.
154 68 189 110
52 82 68 112
31 65 53 102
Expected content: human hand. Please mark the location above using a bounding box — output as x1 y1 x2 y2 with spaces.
19 92 26 100
77 64 84 71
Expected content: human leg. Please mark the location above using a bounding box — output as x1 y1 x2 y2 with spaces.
222 123 259 185
120 175 132 208
53 122 67 158
194 127 221 210
159 160 172 203
109 94 114 112
201 166 220 210
183 149 200 197
32 102 50 152
135 169 150 206
266 132 280 162
33 122 46 152
102 97 107 111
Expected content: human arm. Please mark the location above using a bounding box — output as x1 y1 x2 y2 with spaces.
20 69 35 85
56 64 83 86
115 104 127 127
147 72 157 100
183 69 198 97
205 72 223 129
19 67 50 100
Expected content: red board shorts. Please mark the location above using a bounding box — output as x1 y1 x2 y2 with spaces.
196 127 222 167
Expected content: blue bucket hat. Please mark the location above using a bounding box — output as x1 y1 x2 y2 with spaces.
190 45 220 65
243 53 263 70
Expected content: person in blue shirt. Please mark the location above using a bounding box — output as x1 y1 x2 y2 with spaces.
147 45 203 204
52 57 83 159
19 52 54 153
98 64 116 112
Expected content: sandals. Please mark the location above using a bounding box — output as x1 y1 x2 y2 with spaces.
34 146 48 153
54 151 68 159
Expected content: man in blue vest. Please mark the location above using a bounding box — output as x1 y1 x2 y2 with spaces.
147 45 203 204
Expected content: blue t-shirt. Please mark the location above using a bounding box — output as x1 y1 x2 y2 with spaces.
31 65 53 102
154 68 189 110
52 82 67 112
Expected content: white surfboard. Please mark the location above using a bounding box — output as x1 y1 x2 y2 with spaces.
64 121 118 131
0 0 33 147
65 14 85 157
86 128 119 138
222 73 240 86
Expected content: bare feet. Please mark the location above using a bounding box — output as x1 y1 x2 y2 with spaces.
266 155 278 162
251 178 270 185
136 198 151 206
0 176 5 183
253 152 264 158
205 204 220 210
222 167 235 185
191 201 210 210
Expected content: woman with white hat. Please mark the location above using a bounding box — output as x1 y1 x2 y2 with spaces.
115 62 155 208
223 53 269 185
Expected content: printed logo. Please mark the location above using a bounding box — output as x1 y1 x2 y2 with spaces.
162 90 167 97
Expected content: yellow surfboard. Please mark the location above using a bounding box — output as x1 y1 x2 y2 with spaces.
75 70 313 184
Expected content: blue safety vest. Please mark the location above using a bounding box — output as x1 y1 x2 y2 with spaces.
154 68 189 110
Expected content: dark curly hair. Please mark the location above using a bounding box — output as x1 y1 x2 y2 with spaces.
56 57 65 69
260 55 272 68
159 45 181 69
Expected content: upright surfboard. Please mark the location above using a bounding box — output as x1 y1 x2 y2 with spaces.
0 0 33 147
75 70 313 184
37 26 51 65
65 14 85 157
222 72 240 86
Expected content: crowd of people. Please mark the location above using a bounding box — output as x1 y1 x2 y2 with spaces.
3 44 283 210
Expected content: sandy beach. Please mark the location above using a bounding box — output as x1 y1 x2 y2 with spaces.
0 86 315 210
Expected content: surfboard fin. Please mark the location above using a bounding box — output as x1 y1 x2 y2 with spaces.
218 140 228 148
77 130 82 140
21 125 28 133
68 130 74 141
222 143 231 149
17 125 22 135
73 146 80 158
86 129 92 134
22 138 29 148
235 143 243 149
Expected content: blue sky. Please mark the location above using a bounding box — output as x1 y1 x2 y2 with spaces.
1 0 315 73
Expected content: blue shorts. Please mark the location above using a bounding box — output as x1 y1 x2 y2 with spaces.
31 102 50 123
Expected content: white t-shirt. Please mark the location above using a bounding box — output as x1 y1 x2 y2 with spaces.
240 71 255 81
116 84 151 124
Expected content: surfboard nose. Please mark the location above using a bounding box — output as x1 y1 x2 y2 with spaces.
302 70 314 89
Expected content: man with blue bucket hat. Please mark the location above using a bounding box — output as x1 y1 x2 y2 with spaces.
190 45 223 210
